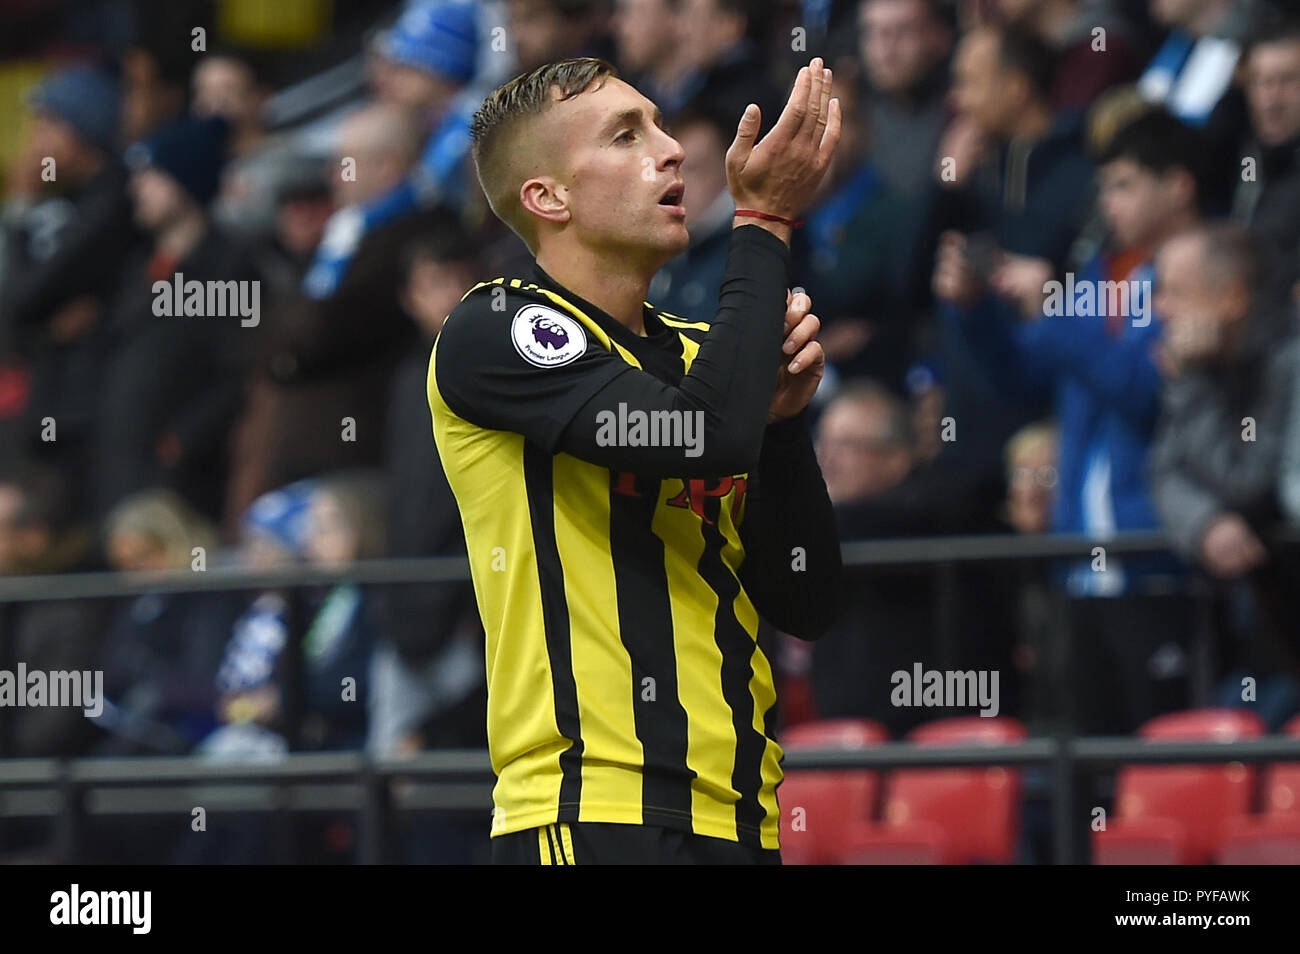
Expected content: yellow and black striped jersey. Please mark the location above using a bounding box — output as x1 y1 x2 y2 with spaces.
427 225 841 849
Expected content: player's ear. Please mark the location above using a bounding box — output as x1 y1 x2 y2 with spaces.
520 177 571 227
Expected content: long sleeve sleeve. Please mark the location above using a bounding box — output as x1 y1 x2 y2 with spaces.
437 224 793 478
737 412 843 639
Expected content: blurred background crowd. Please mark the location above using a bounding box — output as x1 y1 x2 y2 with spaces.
2 0 1300 862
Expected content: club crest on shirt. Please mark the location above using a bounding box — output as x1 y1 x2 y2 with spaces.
511 304 587 368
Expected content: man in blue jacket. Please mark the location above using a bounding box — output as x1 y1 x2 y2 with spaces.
934 107 1212 734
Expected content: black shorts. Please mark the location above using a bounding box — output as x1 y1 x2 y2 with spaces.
491 822 782 865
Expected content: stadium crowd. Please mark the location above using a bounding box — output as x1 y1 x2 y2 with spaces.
2 0 1300 861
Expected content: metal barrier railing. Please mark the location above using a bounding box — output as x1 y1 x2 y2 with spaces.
3 737 1300 863
0 530 1216 604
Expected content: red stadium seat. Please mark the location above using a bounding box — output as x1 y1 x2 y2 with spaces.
777 719 889 865
1094 708 1266 865
1218 712 1300 864
839 716 1029 865
1219 814 1300 864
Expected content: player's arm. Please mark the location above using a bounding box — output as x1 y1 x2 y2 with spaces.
738 411 843 639
436 226 788 476
554 224 793 476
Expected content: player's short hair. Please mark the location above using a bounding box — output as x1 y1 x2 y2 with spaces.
470 57 618 252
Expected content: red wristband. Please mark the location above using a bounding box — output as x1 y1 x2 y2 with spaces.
733 209 804 228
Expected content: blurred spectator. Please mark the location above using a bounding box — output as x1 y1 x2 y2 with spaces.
999 421 1071 734
924 24 1097 533
370 1 482 216
809 381 1018 734
193 52 270 159
0 461 106 758
192 51 306 241
1151 224 1300 678
1151 224 1299 576
903 358 946 464
1003 421 1059 534
370 219 486 757
296 472 383 750
506 0 611 73
613 0 690 106
206 473 381 756
96 489 237 755
0 67 139 516
201 480 313 761
647 102 735 320
935 23 1095 265
254 159 337 300
1230 20 1300 287
94 114 257 524
998 0 1142 110
119 31 189 143
669 0 784 131
857 0 954 198
225 104 435 520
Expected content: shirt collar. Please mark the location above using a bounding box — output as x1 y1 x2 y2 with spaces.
529 261 670 345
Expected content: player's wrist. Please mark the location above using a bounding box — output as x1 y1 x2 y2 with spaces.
733 214 792 245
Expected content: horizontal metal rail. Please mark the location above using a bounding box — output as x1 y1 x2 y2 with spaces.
3 528 1298 603
5 737 1295 786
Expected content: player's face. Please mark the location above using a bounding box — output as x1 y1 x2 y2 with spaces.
553 77 690 262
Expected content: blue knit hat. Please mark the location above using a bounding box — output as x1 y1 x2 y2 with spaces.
381 1 478 85
29 66 121 154
125 115 230 206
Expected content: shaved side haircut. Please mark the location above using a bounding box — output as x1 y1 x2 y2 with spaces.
470 57 619 252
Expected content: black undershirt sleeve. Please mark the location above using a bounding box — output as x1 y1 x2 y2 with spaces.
553 224 792 477
737 411 843 640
